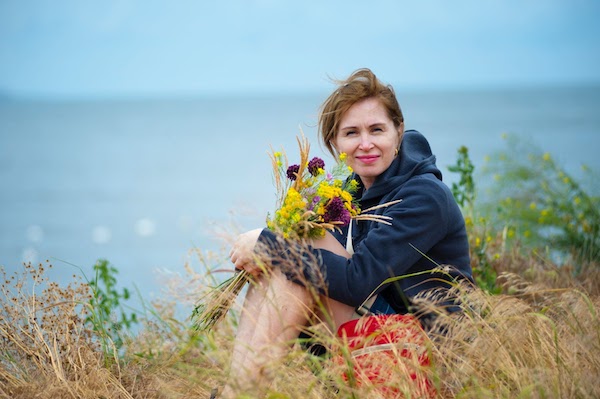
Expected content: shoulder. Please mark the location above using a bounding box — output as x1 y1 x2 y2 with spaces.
381 173 459 220
393 173 451 201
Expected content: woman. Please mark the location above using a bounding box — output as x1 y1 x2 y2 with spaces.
223 68 472 397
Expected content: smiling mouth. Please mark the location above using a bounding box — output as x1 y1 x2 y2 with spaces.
356 155 379 164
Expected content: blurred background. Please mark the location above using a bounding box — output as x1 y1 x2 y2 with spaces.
1 0 599 301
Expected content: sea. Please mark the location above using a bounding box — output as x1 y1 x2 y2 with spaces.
1 85 599 307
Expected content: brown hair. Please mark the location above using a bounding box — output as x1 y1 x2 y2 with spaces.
318 68 404 157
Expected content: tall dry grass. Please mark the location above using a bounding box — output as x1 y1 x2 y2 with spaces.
0 261 127 398
1 250 599 398
0 261 223 398
429 277 599 398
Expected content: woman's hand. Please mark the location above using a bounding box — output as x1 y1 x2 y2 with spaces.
229 228 264 276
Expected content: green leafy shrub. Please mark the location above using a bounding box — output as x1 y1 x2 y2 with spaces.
448 146 501 294
448 146 476 211
481 134 600 273
86 259 138 354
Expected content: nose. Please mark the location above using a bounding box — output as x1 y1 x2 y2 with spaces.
358 133 373 151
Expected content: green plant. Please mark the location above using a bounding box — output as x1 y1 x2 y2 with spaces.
482 134 600 272
448 145 476 212
448 145 500 293
86 259 138 353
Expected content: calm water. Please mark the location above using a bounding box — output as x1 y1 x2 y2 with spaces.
1 86 599 300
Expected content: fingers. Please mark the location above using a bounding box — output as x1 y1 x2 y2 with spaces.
229 229 264 274
229 247 244 268
229 243 258 276
232 256 260 277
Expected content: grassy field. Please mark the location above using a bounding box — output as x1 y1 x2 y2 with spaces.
2 138 599 398
1 239 599 398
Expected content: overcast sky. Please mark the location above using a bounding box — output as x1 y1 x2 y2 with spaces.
1 0 599 99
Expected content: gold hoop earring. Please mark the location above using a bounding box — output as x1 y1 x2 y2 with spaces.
395 148 399 157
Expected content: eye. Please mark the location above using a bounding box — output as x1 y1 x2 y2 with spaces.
344 130 357 136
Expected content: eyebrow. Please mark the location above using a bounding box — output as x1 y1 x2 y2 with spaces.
339 122 386 131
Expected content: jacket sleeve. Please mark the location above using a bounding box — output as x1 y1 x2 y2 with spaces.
258 176 452 308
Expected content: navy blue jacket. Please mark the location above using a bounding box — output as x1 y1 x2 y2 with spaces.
259 130 472 312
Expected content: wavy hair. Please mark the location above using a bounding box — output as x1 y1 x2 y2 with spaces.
318 68 404 157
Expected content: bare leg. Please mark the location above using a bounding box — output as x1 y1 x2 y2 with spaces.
222 232 356 397
222 269 316 397
311 232 357 329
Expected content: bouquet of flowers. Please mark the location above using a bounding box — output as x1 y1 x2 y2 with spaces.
191 135 396 332
265 136 360 240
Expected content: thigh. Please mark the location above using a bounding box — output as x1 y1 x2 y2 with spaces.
311 232 357 329
241 268 316 335
317 296 357 331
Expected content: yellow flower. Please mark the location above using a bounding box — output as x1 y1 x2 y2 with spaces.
529 202 537 210
313 228 326 238
317 182 335 199
574 197 581 205
543 152 551 162
339 153 347 161
345 201 359 216
347 166 353 173
348 179 359 191
464 217 473 228
340 190 353 203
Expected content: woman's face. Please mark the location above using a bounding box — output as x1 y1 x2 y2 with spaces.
333 97 403 189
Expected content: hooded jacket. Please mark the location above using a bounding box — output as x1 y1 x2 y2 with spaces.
259 130 472 312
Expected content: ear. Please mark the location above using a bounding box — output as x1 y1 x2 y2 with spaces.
396 122 405 145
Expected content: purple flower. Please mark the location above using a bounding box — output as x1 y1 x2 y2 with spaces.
308 157 325 176
307 195 321 211
286 164 300 180
323 197 351 226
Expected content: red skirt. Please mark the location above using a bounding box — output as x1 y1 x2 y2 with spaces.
334 314 435 398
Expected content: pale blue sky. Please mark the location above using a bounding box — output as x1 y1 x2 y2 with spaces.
1 0 599 98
